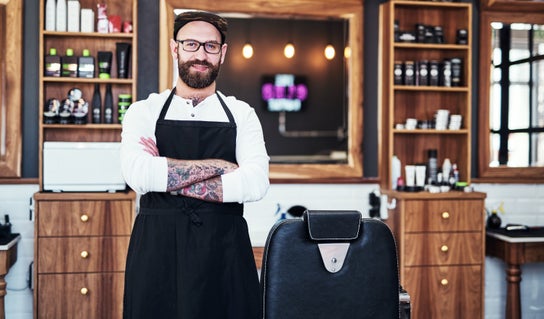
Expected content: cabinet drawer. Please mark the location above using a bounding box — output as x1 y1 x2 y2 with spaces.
37 200 133 236
37 272 124 319
38 236 130 273
404 200 484 232
403 232 482 266
403 265 482 319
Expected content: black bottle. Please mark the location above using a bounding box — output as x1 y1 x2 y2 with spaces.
61 48 78 77
91 83 102 123
104 83 114 124
44 48 61 77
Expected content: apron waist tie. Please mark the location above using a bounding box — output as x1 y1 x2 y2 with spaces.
139 203 243 227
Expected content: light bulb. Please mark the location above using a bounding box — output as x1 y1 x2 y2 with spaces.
344 46 351 59
242 43 254 59
324 44 335 60
284 43 295 59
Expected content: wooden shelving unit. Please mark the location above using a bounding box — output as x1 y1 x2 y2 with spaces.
34 1 138 318
379 0 473 190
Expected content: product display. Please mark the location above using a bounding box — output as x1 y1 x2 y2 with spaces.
416 60 428 86
116 42 132 78
80 8 95 32
43 98 61 124
45 0 56 31
97 3 108 33
61 48 78 77
56 0 67 31
117 94 132 123
91 83 102 123
77 49 95 78
104 83 114 124
67 0 80 32
450 58 462 86
44 48 61 77
97 51 112 79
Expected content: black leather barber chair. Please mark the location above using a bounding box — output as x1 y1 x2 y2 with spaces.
260 210 410 319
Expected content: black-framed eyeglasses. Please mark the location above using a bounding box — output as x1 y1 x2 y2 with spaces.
176 39 223 54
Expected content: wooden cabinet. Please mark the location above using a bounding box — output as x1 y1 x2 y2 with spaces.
379 0 472 189
33 192 135 319
38 0 138 188
383 191 486 319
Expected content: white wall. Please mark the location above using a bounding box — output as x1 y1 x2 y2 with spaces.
1 183 543 318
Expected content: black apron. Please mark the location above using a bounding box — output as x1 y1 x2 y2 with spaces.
123 90 261 319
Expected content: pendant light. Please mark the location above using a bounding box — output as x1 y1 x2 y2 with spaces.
242 19 254 59
284 19 295 59
324 44 335 60
324 18 335 60
243 43 254 59
284 42 295 59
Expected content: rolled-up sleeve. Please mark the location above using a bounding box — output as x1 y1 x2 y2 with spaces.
120 96 168 194
221 105 270 203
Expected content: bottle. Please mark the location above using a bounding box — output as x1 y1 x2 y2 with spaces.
391 155 401 190
427 149 438 185
117 94 132 124
45 0 56 31
91 84 102 123
44 48 61 77
61 48 78 77
442 158 452 182
77 49 95 78
486 210 502 229
55 0 67 31
104 83 114 124
67 0 80 32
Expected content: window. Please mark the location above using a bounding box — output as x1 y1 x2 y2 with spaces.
478 11 544 183
489 22 544 168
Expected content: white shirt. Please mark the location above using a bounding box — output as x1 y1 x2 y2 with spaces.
120 89 270 203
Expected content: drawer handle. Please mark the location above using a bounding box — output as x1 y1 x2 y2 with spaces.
441 212 450 219
80 214 89 222
440 245 449 252
80 287 89 295
440 279 449 286
80 251 89 259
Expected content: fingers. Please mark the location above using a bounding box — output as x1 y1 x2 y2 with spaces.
139 137 159 156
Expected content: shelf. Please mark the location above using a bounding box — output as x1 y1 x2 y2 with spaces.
43 77 134 84
393 129 469 135
394 43 469 50
394 85 469 92
42 124 122 129
43 31 134 39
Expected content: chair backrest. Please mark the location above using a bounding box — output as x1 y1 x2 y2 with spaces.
260 210 400 319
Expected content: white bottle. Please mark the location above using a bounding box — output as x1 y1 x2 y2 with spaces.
56 0 67 32
67 0 80 32
442 158 452 181
391 155 401 190
45 0 56 31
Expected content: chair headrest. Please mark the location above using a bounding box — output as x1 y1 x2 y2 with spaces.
304 210 361 241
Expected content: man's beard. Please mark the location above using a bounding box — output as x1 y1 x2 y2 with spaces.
178 58 221 89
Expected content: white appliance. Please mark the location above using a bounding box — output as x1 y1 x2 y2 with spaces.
43 142 126 192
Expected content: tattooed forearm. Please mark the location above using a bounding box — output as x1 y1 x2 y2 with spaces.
166 158 238 192
177 176 224 202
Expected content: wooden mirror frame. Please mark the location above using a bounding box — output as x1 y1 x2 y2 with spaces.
477 10 544 183
0 0 22 178
159 0 363 182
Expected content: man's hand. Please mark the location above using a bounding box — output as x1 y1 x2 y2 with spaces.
139 137 159 156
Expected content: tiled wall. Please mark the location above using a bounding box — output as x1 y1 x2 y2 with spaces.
1 183 543 318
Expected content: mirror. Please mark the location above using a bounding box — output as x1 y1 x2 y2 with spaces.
478 10 544 182
0 0 22 178
159 0 363 181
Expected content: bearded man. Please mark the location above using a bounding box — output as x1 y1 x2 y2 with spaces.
120 11 269 319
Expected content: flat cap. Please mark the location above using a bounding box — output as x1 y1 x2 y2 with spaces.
173 11 228 43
